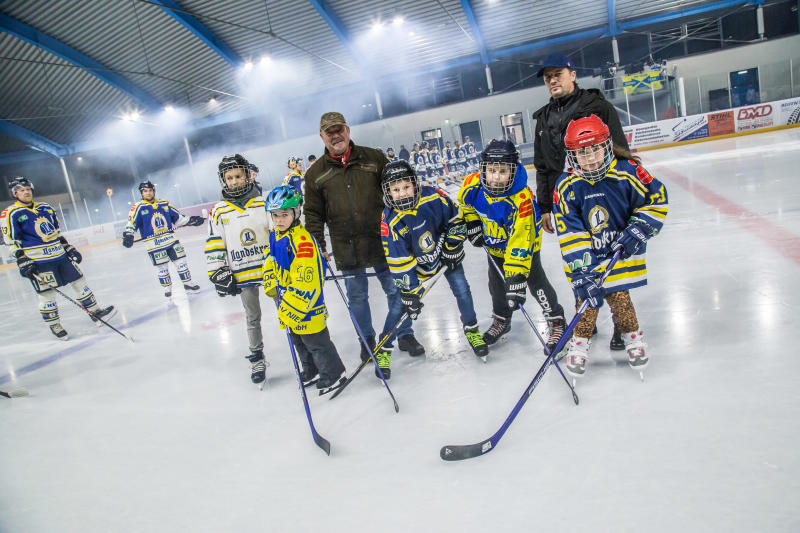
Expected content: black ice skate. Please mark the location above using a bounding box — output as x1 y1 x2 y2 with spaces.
164 287 172 298
317 371 346 396
90 306 117 325
49 323 69 341
183 283 200 294
398 334 425 357
483 314 510 345
299 364 319 388
544 313 566 356
247 351 266 385
464 324 488 361
610 323 624 351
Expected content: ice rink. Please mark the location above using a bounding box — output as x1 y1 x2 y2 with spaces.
2 128 799 532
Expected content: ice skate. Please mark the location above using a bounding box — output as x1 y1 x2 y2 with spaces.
610 323 624 351
49 323 69 341
622 330 648 380
183 283 200 294
464 324 488 362
299 364 319 388
565 336 591 384
483 314 510 345
544 313 566 356
90 305 117 325
164 287 172 298
317 371 346 396
247 351 267 386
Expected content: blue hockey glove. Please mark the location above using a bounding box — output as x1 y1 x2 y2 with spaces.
612 219 655 260
122 232 134 248
15 251 37 280
505 273 527 309
466 219 484 248
571 269 603 309
401 290 423 320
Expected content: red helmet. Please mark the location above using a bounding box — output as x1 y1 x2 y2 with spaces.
564 115 614 182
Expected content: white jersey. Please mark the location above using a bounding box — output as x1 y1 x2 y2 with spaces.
204 196 270 287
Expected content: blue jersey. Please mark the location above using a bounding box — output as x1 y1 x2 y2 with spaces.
0 202 66 262
381 186 464 291
554 158 669 292
125 199 186 252
283 171 305 195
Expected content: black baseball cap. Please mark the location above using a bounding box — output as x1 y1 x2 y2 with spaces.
537 53 575 77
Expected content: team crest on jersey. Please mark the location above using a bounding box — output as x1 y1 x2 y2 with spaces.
151 212 168 234
240 228 257 246
418 231 435 252
587 206 610 234
33 216 58 242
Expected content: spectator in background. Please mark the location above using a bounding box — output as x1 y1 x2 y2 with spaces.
532 52 630 351
304 112 425 377
398 145 410 162
307 154 317 167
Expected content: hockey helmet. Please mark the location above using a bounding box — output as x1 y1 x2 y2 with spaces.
265 185 303 222
564 114 614 183
480 139 519 196
8 176 33 197
381 160 420 211
218 154 254 197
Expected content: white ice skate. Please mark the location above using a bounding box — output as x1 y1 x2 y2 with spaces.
622 330 648 381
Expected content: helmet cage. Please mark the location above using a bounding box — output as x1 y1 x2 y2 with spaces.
382 165 420 212
566 137 614 183
480 161 517 196
218 155 253 197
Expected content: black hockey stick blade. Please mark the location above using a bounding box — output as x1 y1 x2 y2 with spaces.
0 387 30 398
315 433 331 455
440 439 494 461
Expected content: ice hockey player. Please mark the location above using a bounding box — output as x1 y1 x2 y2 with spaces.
205 154 271 384
283 156 305 196
386 147 399 162
0 177 115 339
453 141 468 178
122 181 204 297
381 161 488 365
262 185 346 394
457 139 567 353
463 136 479 173
555 115 668 379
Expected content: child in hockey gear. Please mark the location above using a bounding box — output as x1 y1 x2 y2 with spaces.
555 115 668 379
386 147 398 162
381 161 488 361
263 185 346 394
1 177 115 340
457 140 567 353
122 181 204 297
284 157 305 196
206 154 271 384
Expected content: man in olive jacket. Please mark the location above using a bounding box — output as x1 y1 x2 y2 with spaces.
533 53 629 234
304 112 424 365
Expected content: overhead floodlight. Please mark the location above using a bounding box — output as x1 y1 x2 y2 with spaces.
243 61 253 70
164 105 174 112
371 21 384 32
77 156 83 161
209 97 216 103
392 16 404 25
260 55 271 65
130 111 140 121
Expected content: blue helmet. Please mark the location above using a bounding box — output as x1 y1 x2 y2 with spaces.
266 185 303 222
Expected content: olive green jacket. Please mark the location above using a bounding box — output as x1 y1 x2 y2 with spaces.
304 141 387 271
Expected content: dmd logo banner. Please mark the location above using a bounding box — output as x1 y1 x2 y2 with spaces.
736 104 774 131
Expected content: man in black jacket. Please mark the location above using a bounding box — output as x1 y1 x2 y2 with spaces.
532 54 628 350
304 112 424 376
533 53 629 234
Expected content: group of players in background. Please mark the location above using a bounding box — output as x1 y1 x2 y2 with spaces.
1 113 667 392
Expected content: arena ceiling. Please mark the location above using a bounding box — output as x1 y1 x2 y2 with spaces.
0 0 761 159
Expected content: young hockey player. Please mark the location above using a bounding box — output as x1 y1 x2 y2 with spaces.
262 185 347 394
463 136 479 173
457 139 567 354
381 161 488 366
205 154 271 384
283 156 305 196
122 180 204 297
1 177 115 339
386 147 399 162
555 114 668 379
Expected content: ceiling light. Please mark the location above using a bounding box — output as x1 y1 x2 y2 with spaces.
164 105 174 112
260 55 271 65
393 16 404 25
243 61 253 70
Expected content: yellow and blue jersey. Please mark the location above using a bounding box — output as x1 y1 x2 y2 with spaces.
381 186 464 291
262 224 328 335
457 164 543 278
125 199 183 252
283 171 305 196
553 158 669 292
0 202 66 262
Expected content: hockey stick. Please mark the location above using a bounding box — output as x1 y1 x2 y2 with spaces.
0 387 30 398
324 258 399 412
440 250 622 461
324 272 380 282
329 267 447 400
275 296 331 455
52 288 134 343
484 248 578 404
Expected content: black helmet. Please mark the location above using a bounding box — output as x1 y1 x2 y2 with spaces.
381 160 420 211
248 163 259 174
480 139 519 196
138 180 155 192
8 176 33 196
218 153 254 197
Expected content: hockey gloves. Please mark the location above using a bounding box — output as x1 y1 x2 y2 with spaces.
571 269 603 309
441 241 465 271
466 219 484 248
15 251 37 280
186 215 205 227
210 267 241 297
401 289 423 320
612 218 655 260
122 232 134 248
59 238 82 264
505 273 527 309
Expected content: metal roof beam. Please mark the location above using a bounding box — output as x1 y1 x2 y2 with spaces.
618 0 754 31
460 0 490 65
149 0 243 68
608 0 619 36
306 0 365 65
489 27 608 61
0 13 161 110
0 120 65 157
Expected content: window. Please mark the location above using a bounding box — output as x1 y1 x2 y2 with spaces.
500 112 526 144
421 128 443 150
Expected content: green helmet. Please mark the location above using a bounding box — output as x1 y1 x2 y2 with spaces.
266 185 303 222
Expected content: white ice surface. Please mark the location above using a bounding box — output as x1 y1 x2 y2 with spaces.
2 129 800 533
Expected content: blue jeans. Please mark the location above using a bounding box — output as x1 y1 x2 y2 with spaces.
342 263 412 346
444 265 478 327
